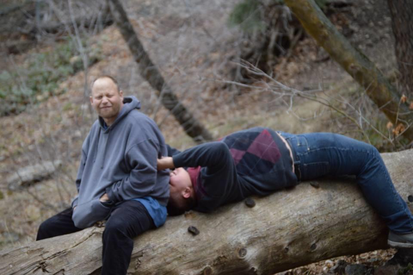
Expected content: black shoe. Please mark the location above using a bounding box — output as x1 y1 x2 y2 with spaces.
388 231 413 248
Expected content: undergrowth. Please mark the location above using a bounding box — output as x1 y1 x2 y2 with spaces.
0 38 101 116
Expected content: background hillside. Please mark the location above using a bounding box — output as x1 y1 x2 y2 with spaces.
0 0 406 273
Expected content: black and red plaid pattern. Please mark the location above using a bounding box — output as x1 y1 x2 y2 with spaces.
223 129 281 177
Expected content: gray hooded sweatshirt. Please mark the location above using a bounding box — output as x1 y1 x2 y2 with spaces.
72 96 169 229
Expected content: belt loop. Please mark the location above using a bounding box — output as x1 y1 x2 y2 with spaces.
277 132 301 181
285 138 301 181
284 136 299 164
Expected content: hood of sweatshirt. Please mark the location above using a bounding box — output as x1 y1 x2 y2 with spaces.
98 96 141 131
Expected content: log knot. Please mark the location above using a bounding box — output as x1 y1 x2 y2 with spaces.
245 198 256 208
188 226 200 236
310 182 320 188
203 265 213 275
238 247 247 259
310 243 317 251
249 267 258 274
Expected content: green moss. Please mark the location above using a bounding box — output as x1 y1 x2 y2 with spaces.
63 102 73 112
228 0 265 33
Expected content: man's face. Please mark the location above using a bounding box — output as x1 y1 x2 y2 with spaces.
169 167 192 197
90 77 124 125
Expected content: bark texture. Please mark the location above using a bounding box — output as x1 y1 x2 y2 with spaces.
284 0 413 141
387 0 413 98
1 149 413 274
108 0 213 143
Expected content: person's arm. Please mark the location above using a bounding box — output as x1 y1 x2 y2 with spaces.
158 142 233 176
158 142 231 170
105 139 160 204
174 141 231 168
72 143 88 209
157 157 175 170
156 144 181 170
166 144 181 157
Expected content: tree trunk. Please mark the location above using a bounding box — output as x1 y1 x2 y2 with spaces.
387 0 413 98
283 0 413 142
1 149 412 274
108 0 213 143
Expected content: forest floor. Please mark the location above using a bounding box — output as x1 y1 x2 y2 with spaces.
0 0 409 274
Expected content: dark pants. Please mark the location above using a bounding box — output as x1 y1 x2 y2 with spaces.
36 200 155 275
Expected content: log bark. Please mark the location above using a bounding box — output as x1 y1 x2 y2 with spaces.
108 0 213 143
283 0 413 142
1 149 413 274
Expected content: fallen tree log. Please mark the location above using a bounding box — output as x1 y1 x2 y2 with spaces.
1 149 412 274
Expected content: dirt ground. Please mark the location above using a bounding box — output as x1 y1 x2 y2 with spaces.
0 0 407 273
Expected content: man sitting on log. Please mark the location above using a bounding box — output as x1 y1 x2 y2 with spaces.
158 127 413 248
36 76 170 275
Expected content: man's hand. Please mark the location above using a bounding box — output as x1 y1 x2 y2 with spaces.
157 157 175 170
100 193 110 202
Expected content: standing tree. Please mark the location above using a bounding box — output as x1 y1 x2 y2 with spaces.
284 0 413 142
387 0 413 98
108 0 213 143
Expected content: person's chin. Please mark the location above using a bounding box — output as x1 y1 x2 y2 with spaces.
99 109 113 116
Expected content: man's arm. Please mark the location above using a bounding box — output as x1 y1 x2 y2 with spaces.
72 147 88 209
105 139 161 204
158 142 234 179
172 142 231 169
155 144 180 170
157 157 175 170
166 144 181 157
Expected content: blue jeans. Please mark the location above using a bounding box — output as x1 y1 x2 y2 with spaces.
279 132 413 233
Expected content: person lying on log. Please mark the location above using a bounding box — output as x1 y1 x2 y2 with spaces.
157 127 413 248
36 76 170 275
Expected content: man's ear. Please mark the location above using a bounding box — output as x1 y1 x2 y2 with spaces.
119 90 124 99
89 96 93 105
182 187 191 199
